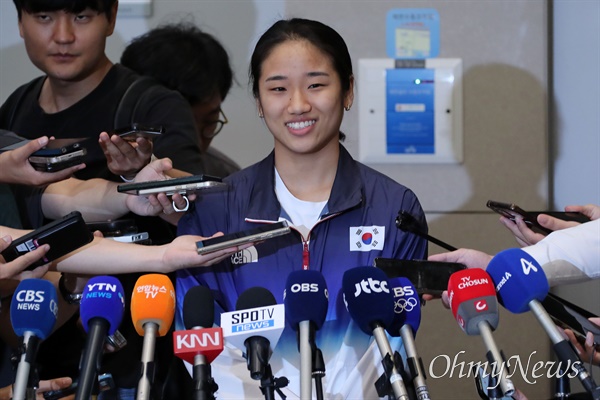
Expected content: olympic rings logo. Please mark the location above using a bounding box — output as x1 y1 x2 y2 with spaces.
394 297 418 313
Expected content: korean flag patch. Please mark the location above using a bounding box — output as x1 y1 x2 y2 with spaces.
349 226 385 251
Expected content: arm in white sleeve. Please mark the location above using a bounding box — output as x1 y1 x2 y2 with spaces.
522 219 600 286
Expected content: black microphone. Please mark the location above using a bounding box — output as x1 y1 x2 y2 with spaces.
174 285 223 400
342 266 410 400
10 279 58 400
75 276 125 400
221 287 288 400
283 270 329 400
387 277 430 400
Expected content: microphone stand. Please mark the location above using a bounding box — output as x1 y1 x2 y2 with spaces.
259 364 289 400
312 347 325 400
554 367 570 400
192 355 218 400
12 334 41 400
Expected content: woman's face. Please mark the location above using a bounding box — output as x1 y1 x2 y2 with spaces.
256 39 353 157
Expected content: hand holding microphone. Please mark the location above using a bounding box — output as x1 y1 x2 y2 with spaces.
447 268 515 398
173 285 223 400
10 279 58 400
131 274 175 400
283 270 328 400
486 248 600 400
76 276 125 400
342 266 410 400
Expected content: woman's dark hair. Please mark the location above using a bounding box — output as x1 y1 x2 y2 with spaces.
249 18 353 99
249 18 352 141
13 0 117 19
121 22 233 105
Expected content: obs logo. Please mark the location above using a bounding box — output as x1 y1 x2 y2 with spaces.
284 283 329 300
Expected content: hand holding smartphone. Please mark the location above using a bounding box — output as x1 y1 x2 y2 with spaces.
1 212 93 270
111 123 164 141
117 175 226 196
28 138 88 172
196 221 291 255
486 200 590 235
373 258 467 296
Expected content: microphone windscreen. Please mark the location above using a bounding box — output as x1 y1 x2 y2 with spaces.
342 266 394 335
486 248 549 313
447 268 499 334
10 279 58 340
131 274 175 336
80 276 125 335
183 285 215 329
284 270 328 330
386 277 421 337
236 287 276 310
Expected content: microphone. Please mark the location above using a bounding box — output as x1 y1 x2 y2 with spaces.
131 274 175 400
173 285 223 400
487 248 600 400
447 268 515 397
221 287 288 400
10 279 58 400
283 270 328 400
386 277 430 400
342 266 409 400
76 276 125 400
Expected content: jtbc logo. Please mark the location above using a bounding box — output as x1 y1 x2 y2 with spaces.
354 278 389 297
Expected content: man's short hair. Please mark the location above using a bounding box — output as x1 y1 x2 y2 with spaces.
13 0 117 19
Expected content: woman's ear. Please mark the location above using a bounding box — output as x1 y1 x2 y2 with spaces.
256 99 264 118
344 75 355 110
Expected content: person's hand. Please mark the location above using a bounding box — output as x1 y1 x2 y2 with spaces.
427 249 493 308
499 215 547 247
428 248 493 270
563 317 600 366
0 136 85 185
124 158 197 217
161 233 251 273
35 376 74 399
0 235 50 281
99 131 153 179
565 204 600 221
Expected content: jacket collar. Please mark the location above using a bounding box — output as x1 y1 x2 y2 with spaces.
245 144 363 221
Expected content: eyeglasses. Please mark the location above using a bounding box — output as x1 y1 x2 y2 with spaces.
200 109 228 139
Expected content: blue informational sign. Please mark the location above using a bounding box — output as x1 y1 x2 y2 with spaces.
385 68 435 154
386 9 440 59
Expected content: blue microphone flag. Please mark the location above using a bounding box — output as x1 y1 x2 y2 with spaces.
10 279 58 340
80 275 125 335
284 270 329 330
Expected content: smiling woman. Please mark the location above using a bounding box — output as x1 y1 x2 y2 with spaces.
175 18 429 399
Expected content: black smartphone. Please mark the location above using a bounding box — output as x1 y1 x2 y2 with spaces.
1 211 94 270
86 219 138 237
43 380 77 400
374 258 467 296
27 138 88 172
117 175 226 196
106 232 151 244
542 292 600 349
196 221 292 255
112 123 164 141
486 200 590 235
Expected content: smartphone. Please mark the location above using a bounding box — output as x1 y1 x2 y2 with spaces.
29 138 88 157
542 292 600 349
0 211 94 270
486 200 590 235
28 148 87 172
43 381 78 400
117 175 226 196
112 123 164 141
196 221 292 255
86 219 138 237
373 258 467 296
106 232 151 244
